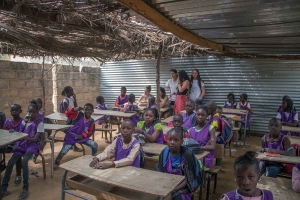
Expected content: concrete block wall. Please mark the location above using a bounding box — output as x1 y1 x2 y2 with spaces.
0 61 100 118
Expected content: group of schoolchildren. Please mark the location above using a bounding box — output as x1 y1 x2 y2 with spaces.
1 82 300 200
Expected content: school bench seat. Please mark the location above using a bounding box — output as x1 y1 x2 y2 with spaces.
66 174 158 200
50 136 86 156
94 128 117 143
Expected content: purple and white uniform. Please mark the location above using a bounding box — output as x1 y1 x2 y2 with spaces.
277 109 299 136
96 103 109 125
224 102 237 109
142 122 164 144
222 189 273 200
115 136 140 167
182 112 195 130
237 102 251 128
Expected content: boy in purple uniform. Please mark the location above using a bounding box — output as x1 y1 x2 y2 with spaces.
90 119 141 169
114 86 128 108
2 101 44 199
222 151 273 200
181 100 197 130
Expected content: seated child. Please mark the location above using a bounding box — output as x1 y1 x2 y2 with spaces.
277 95 296 112
89 119 141 169
54 104 98 169
236 93 253 129
121 94 139 127
158 128 201 200
1 104 23 185
1 101 44 199
260 118 294 178
276 97 298 136
224 93 236 109
292 162 300 192
114 86 128 108
185 106 216 169
95 96 110 143
182 100 197 130
222 151 273 200
164 114 184 143
135 108 164 144
147 96 157 109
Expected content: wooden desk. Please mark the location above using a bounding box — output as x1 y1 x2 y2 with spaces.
142 143 210 160
138 106 170 113
161 116 173 124
282 126 300 133
93 109 135 118
222 108 247 115
257 152 300 164
0 130 28 199
288 135 300 145
46 113 104 122
60 155 185 199
258 177 299 200
44 124 73 131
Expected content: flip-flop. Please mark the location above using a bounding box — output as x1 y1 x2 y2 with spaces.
2 191 11 197
19 190 29 200
14 176 22 185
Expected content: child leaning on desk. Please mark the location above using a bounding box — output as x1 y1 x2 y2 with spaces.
259 118 294 178
90 119 142 169
158 127 201 200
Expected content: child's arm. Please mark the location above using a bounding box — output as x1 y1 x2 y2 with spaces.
113 142 140 168
142 124 163 143
114 97 120 107
25 132 42 142
76 123 95 140
282 121 297 127
262 137 294 156
90 140 117 168
200 128 216 151
173 179 187 193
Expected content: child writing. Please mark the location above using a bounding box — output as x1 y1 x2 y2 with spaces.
89 119 141 169
147 96 157 109
276 97 298 136
134 108 164 144
259 118 294 178
1 104 23 185
222 151 273 200
54 104 98 170
236 93 253 130
292 163 300 192
114 86 128 108
224 93 236 109
1 100 44 199
185 106 216 169
182 100 197 130
121 94 139 127
158 128 201 200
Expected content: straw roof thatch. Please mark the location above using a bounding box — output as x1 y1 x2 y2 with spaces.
0 0 212 61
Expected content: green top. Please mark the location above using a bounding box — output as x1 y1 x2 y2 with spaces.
137 121 162 133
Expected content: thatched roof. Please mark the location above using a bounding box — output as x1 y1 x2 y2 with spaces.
0 0 210 61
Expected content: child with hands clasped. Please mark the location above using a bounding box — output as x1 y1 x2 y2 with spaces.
158 128 201 200
54 104 98 170
259 118 294 178
89 119 141 169
1 101 44 200
222 151 273 200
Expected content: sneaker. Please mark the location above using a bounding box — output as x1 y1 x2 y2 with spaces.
14 176 22 185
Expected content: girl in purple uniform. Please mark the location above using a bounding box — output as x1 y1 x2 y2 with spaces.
224 93 237 109
89 119 141 169
222 151 273 200
1 100 44 200
158 128 201 200
181 100 197 131
259 118 294 177
114 86 128 108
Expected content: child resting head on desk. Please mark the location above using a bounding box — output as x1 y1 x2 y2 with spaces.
259 118 294 178
89 119 142 169
158 127 201 200
222 151 273 200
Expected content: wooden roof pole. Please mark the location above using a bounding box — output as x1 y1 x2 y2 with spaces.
116 0 241 54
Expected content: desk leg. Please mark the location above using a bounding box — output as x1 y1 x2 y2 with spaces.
0 153 2 200
51 130 59 178
61 170 68 200
199 158 206 200
243 113 248 146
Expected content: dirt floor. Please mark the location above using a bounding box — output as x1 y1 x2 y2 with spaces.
2 128 264 200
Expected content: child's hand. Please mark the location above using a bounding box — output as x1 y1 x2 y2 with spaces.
89 157 99 167
207 138 214 145
9 129 15 133
75 135 83 140
95 161 115 169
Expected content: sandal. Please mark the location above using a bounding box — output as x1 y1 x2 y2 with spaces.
14 176 22 185
19 190 29 200
2 190 11 197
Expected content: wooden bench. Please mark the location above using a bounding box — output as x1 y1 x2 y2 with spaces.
95 128 117 143
66 175 159 200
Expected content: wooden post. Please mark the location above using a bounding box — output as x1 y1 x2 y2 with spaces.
52 63 58 112
41 56 46 114
156 44 163 121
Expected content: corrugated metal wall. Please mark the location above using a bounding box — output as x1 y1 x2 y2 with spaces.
100 56 300 135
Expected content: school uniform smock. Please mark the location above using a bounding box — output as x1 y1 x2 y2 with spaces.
137 121 164 144
96 136 140 168
63 97 75 109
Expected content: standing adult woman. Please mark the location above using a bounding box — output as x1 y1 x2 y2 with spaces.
189 69 206 105
137 85 152 106
174 70 190 114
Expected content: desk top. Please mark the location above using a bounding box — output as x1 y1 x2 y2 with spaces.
60 155 184 197
258 177 299 200
257 152 300 164
138 106 169 113
282 126 300 133
222 108 247 115
46 113 104 122
93 109 135 118
288 135 300 145
0 130 28 146
142 143 210 160
44 124 73 130
161 116 173 123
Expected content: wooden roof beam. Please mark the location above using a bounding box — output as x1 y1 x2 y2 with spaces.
116 0 241 54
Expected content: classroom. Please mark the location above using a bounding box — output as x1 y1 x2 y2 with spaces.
1 1 300 200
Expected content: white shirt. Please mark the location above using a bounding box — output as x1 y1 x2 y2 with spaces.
236 102 251 109
190 80 204 101
276 112 298 121
165 79 178 101
63 97 75 109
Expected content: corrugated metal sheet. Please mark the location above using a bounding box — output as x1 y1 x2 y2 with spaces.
149 0 300 56
100 56 300 135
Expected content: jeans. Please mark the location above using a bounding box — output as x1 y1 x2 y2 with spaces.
0 146 22 176
265 165 281 178
2 152 33 191
55 140 98 164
